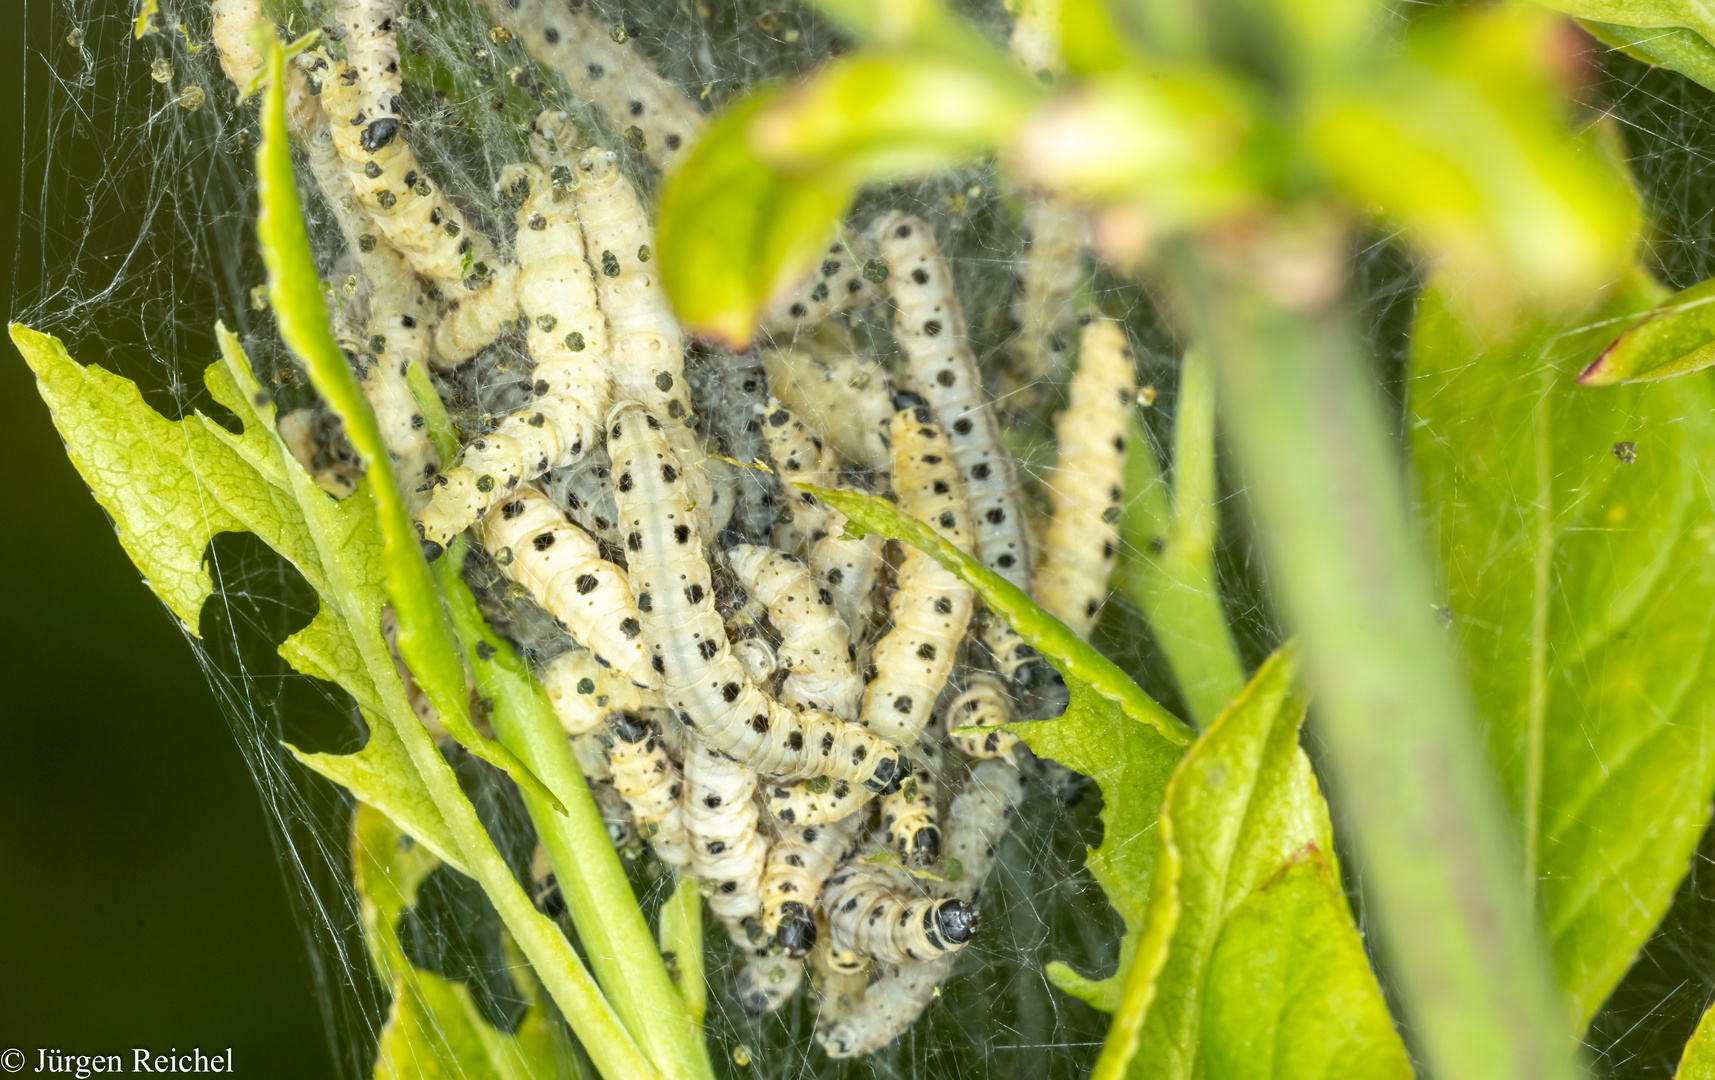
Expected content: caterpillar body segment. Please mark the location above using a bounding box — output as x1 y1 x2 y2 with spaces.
766 774 875 829
1038 318 1136 638
734 947 804 1016
1007 0 1066 80
413 145 613 550
543 452 621 547
977 617 1056 702
683 740 769 930
479 486 656 689
607 711 692 867
728 545 862 722
859 410 976 745
760 328 895 473
733 635 779 685
210 0 264 88
334 0 403 152
566 732 640 854
692 350 777 544
279 408 363 499
607 404 906 790
760 813 862 957
540 646 660 735
486 0 703 171
946 674 1018 761
760 237 882 338
809 920 871 1025
818 955 953 1059
880 751 942 866
809 527 886 648
1002 201 1089 402
574 149 711 533
820 857 976 967
871 211 1031 591
943 758 1028 902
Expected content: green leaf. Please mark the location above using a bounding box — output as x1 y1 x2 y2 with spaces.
1309 5 1639 314
1084 646 1410 1080
254 41 560 812
1679 1001 1715 1079
1578 276 1715 386
804 482 1193 745
1580 19 1715 96
1536 0 1715 59
353 804 584 1080
1411 266 1715 1025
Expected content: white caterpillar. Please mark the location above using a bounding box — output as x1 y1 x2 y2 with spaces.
760 323 895 473
809 919 871 1025
977 616 1055 700
760 236 882 339
543 450 622 547
1037 318 1136 638
414 117 611 551
606 404 906 790
479 486 656 689
880 747 942 867
871 212 1031 591
945 674 1018 761
859 408 975 746
760 813 862 956
210 0 263 88
1003 201 1090 402
568 732 640 854
539 646 661 736
575 148 712 532
818 758 1026 1058
486 0 704 171
607 711 692 868
764 771 877 828
733 947 804 1016
732 634 778 685
728 545 862 721
820 856 976 967
682 740 769 935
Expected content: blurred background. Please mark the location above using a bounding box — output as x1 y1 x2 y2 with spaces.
0 1 326 1070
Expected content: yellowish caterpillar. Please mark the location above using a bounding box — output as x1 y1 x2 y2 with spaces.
764 772 872 829
734 947 805 1016
809 920 871 1025
945 674 1018 761
486 0 703 171
820 856 976 967
278 408 363 499
607 404 906 790
210 0 263 88
1005 0 1065 81
607 711 693 868
568 732 641 855
1037 318 1136 638
760 323 895 473
732 635 779 685
538 646 661 736
977 616 1054 700
413 117 612 551
1002 201 1089 401
760 812 862 956
682 740 769 934
334 0 403 152
859 408 975 746
760 237 882 339
479 486 656 690
728 545 862 722
871 211 1031 591
880 748 942 867
818 957 951 1059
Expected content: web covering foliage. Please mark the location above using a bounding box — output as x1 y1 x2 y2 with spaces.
15 0 1715 1076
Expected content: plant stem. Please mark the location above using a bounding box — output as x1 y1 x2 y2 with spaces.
440 561 716 1080
1172 229 1581 1080
659 875 708 1026
1118 349 1245 727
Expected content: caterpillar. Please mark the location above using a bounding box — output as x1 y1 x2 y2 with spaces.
818 758 1026 1058
574 149 712 534
478 486 656 690
734 947 804 1016
570 733 640 855
485 0 704 171
539 646 661 737
606 403 906 790
278 407 363 499
334 0 403 154
765 773 874 829
809 918 871 1025
531 843 566 916
728 545 862 722
1001 201 1090 404
413 117 612 552
210 0 263 88
1006 0 1065 81
692 350 779 545
760 323 895 473
858 408 975 746
977 616 1056 701
682 739 769 935
1037 318 1136 639
542 450 622 548
607 711 692 868
760 812 862 956
733 635 779 685
945 674 1018 761
760 236 882 339
870 211 1031 591
820 856 976 967
879 747 941 866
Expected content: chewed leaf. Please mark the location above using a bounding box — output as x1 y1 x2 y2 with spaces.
298 721 469 877
1412 268 1715 1023
1578 276 1715 385
353 806 582 1080
1085 647 1409 1080
802 481 1193 745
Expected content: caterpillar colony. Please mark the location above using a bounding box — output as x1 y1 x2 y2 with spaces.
210 0 1142 1057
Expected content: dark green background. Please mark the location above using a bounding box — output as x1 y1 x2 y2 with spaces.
0 1 327 1070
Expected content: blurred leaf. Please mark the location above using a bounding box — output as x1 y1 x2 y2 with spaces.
1411 267 1715 1025
1084 647 1410 1080
11 322 476 874
255 43 560 811
354 804 585 1080
1538 0 1715 55
1310 5 1639 315
1679 1002 1715 1079
805 482 1193 744
1579 276 1715 385
1580 19 1715 95
1058 0 1129 75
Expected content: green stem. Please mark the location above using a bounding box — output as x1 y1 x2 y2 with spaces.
1118 348 1245 726
1173 231 1580 1080
659 875 708 1026
440 560 716 1080
1524 373 1554 914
